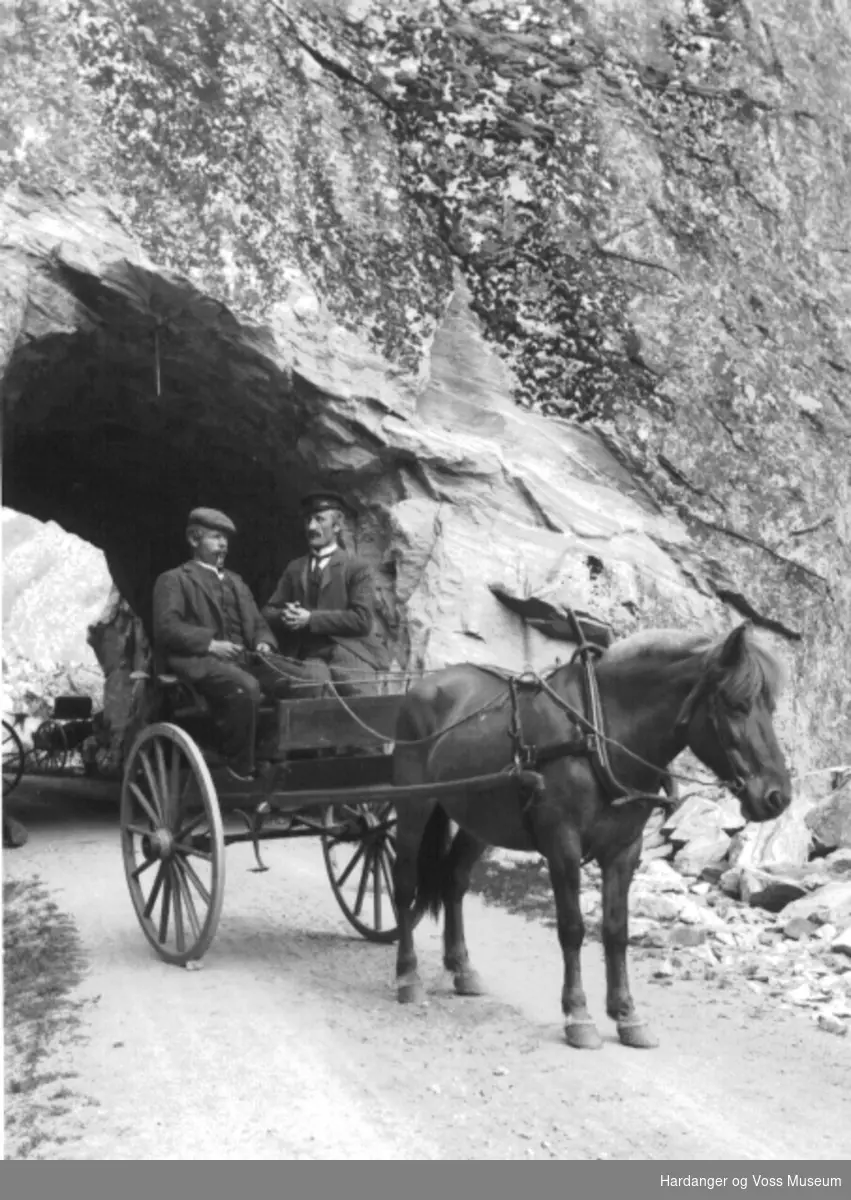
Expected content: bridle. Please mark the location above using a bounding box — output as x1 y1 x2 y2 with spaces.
674 678 748 799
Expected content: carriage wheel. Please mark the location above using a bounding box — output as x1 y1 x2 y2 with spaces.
3 720 25 796
121 723 225 966
31 720 68 775
321 801 400 944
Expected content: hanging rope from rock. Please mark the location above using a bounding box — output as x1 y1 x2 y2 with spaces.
154 323 161 397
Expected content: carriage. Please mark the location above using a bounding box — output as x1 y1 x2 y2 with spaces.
30 695 107 776
121 662 448 964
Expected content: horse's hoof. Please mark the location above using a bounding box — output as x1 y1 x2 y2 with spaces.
564 1020 603 1050
397 979 425 1005
453 969 486 997
617 1020 659 1049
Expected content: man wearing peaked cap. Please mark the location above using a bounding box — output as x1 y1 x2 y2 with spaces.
262 488 389 695
151 506 294 780
187 507 237 535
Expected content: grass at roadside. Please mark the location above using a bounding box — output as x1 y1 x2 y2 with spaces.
4 875 92 1159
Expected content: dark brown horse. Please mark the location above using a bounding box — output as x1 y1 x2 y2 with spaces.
391 622 791 1049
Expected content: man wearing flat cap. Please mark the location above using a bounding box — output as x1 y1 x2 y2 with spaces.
152 507 293 779
262 490 389 695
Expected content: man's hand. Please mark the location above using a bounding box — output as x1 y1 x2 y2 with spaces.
255 642 273 655
281 603 311 631
208 639 242 661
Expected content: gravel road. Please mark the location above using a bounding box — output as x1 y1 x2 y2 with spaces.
4 779 850 1160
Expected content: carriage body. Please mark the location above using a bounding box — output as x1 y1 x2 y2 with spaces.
120 669 422 966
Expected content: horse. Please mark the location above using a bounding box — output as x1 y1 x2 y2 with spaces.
390 620 791 1050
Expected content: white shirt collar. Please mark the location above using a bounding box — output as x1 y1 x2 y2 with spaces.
311 544 338 566
195 560 224 579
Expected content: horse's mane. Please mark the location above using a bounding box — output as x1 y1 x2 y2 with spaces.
602 625 787 708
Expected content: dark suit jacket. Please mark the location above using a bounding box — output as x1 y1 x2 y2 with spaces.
262 547 388 670
152 561 277 673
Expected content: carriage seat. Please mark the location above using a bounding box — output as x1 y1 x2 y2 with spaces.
129 671 275 721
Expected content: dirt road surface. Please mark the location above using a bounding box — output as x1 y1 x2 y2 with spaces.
4 779 850 1161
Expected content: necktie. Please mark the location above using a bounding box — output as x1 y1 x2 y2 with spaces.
309 558 323 606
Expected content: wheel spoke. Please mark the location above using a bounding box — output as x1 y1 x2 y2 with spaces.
131 856 158 881
169 747 183 821
158 870 172 943
173 841 211 861
143 862 167 919
377 847 398 922
173 860 202 941
154 740 170 824
126 822 155 838
139 749 164 820
170 867 186 954
334 840 366 889
353 845 375 918
373 851 382 930
177 853 211 906
129 782 161 828
175 809 209 842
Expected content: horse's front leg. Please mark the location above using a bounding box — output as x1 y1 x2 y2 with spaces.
393 807 429 1005
441 827 487 997
601 836 659 1049
547 831 602 1049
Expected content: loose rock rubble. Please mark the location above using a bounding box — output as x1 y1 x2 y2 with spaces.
485 824 851 1039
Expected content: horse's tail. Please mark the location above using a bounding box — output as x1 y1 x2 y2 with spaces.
413 804 453 923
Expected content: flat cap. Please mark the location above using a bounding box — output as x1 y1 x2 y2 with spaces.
300 490 356 518
187 507 237 535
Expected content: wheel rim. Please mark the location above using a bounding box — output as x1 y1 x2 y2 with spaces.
31 720 67 775
3 721 25 795
321 802 400 944
121 723 225 965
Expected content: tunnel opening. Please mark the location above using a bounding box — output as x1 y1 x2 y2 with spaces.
1 258 368 637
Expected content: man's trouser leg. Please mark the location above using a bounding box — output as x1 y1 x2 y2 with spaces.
250 653 333 700
170 656 261 774
324 643 381 697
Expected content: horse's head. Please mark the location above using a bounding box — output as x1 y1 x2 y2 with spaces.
676 622 791 823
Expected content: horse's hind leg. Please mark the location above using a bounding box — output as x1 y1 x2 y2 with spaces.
441 827 488 997
547 827 602 1050
601 836 659 1049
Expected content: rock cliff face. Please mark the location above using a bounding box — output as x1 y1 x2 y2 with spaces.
1 1 849 819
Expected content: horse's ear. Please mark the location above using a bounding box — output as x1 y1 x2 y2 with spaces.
719 621 751 666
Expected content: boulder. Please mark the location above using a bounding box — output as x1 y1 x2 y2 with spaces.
642 843 675 862
674 831 731 877
806 789 851 853
728 810 813 872
739 868 808 913
824 849 851 877
630 892 685 922
832 928 851 958
779 882 851 929
661 795 718 840
670 925 708 948
719 867 744 899
637 859 688 893
783 916 817 941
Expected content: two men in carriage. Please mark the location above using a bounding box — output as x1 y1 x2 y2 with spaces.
151 491 388 779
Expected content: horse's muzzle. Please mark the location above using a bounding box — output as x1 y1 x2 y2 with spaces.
745 785 791 823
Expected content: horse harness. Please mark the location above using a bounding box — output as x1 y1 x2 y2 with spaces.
485 609 679 849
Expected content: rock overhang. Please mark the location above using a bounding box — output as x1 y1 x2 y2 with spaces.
2 184 727 672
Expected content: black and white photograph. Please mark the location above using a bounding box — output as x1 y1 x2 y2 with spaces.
1 0 849 1179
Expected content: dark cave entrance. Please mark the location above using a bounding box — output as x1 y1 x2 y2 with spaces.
2 265 351 637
